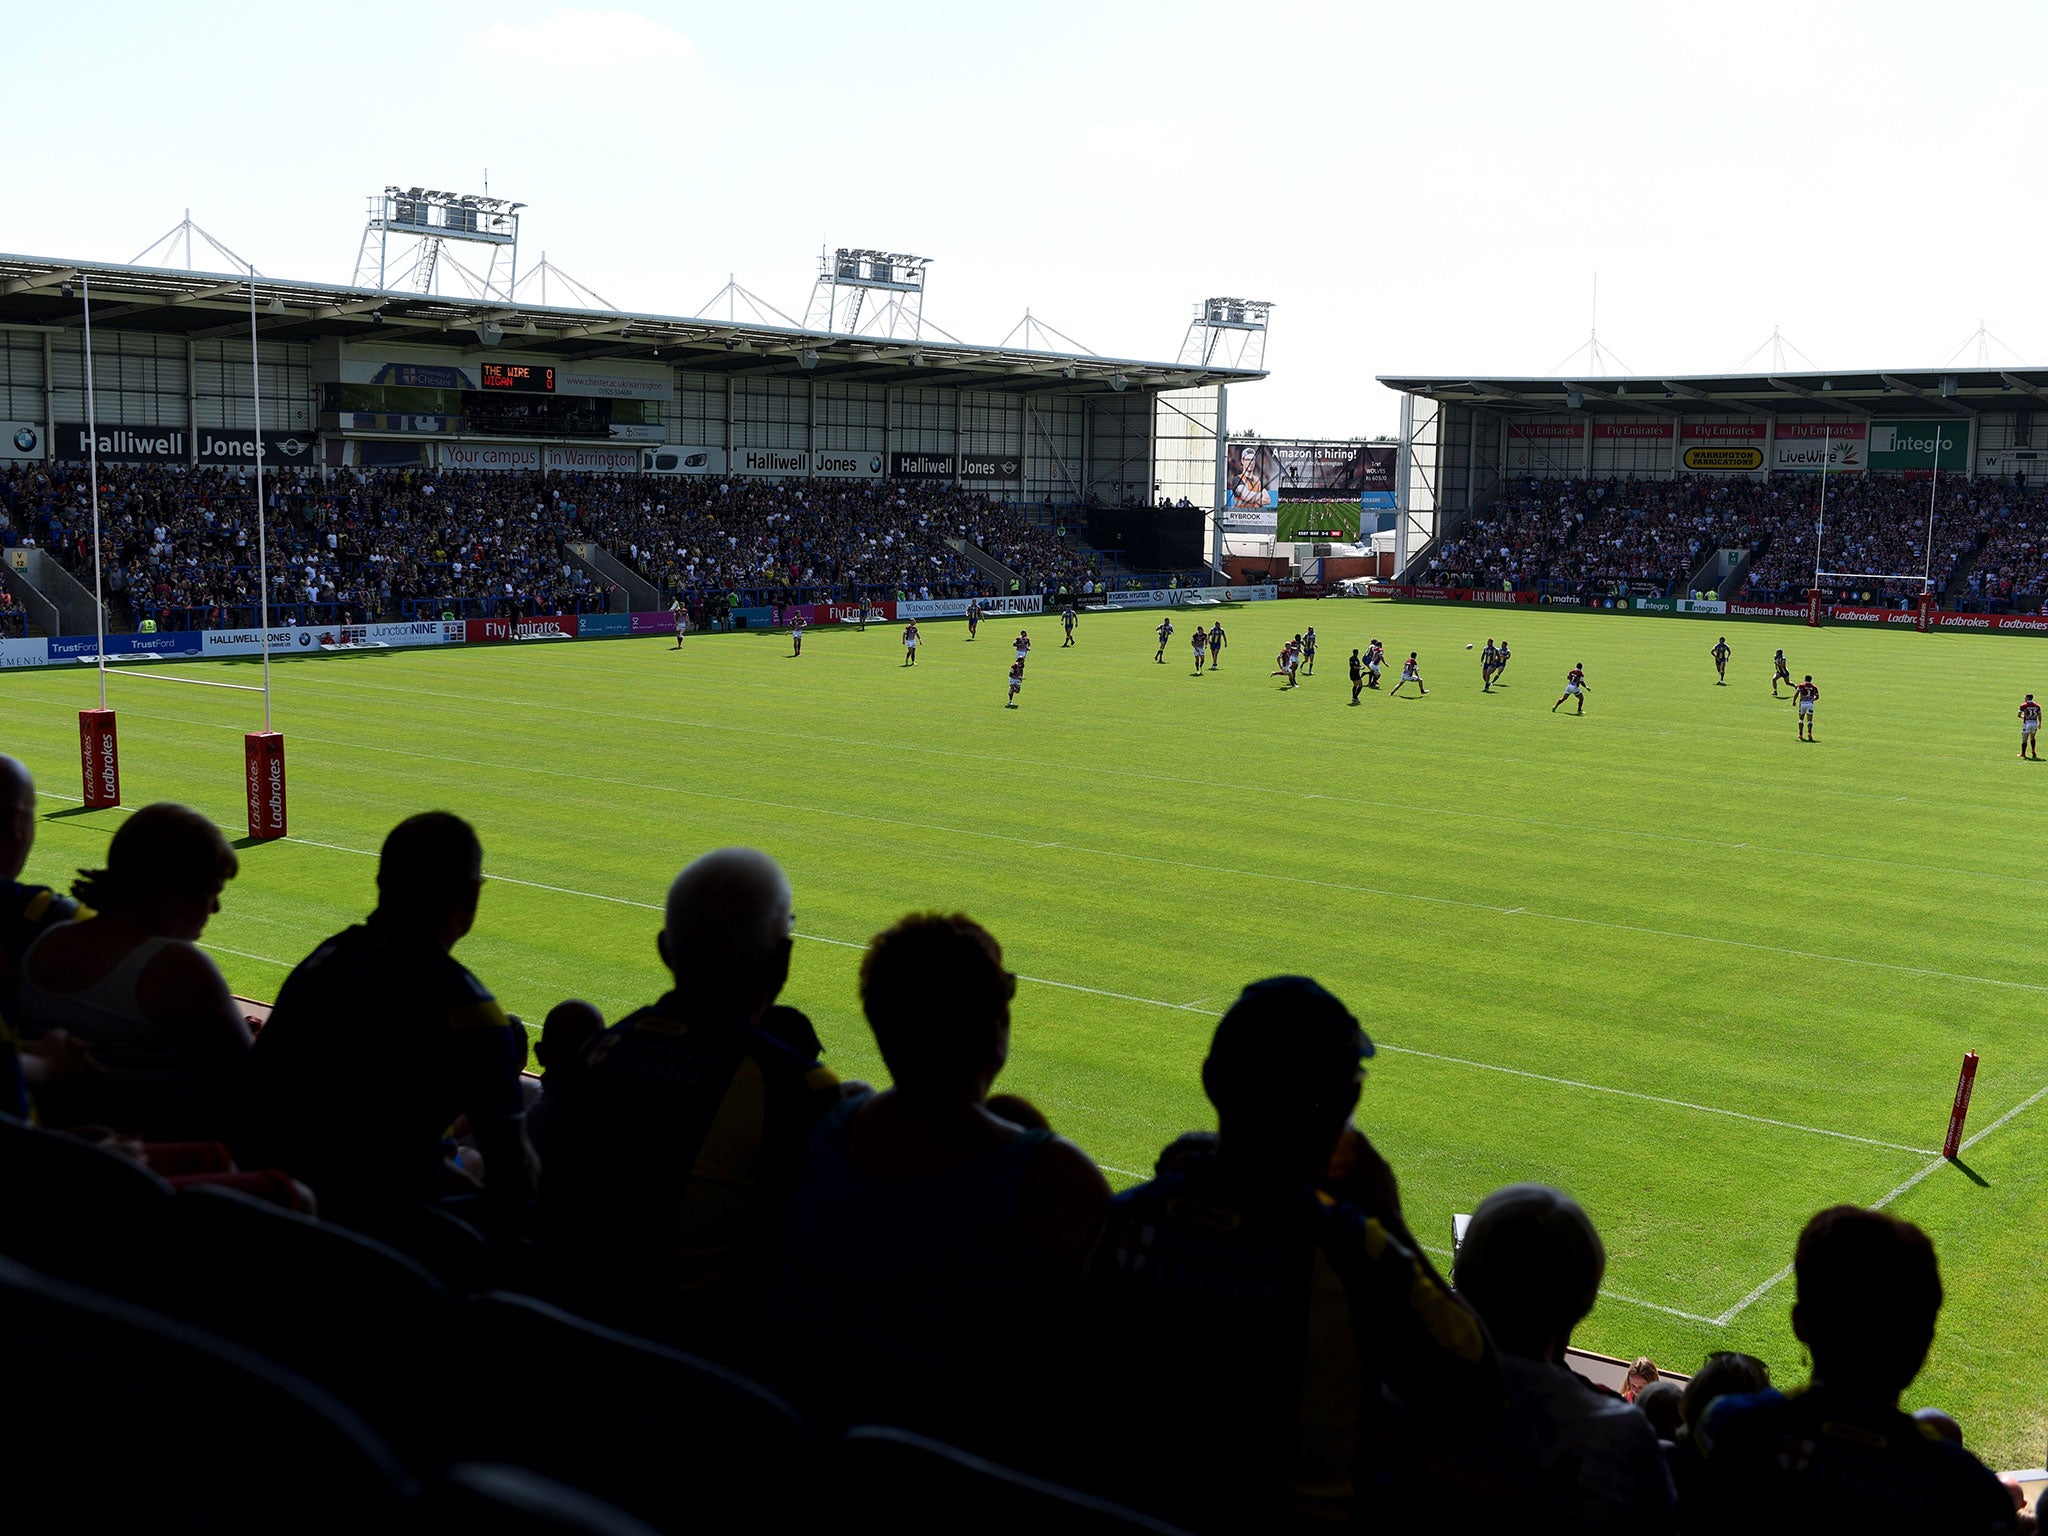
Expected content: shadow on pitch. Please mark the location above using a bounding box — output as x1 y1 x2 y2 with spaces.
1947 1157 1990 1188
42 806 114 822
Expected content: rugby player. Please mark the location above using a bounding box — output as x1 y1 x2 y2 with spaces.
1552 663 1588 715
1207 622 1226 667
901 620 922 666
1349 647 1364 705
1711 636 1731 685
1389 651 1427 696
1772 648 1792 697
1794 675 1819 740
1155 615 1174 663
2023 694 2043 760
1007 658 1025 708
1062 603 1078 647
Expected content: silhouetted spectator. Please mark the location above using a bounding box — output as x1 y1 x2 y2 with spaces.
1451 1183 1676 1532
17 802 249 1138
523 999 601 1159
1668 1350 1771 1515
1 754 96 1119
766 913 1108 1451
1691 1206 2016 1534
1080 976 1501 1532
540 848 839 1344
1637 1378 1684 1441
233 813 536 1228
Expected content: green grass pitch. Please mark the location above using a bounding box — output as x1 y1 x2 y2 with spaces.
8 601 2048 1467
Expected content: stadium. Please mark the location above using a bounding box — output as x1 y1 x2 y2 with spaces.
8 36 2048 1536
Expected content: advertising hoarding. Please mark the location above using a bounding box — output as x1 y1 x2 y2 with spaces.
1868 419 1970 472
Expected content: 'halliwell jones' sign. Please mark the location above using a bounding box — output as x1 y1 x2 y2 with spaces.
56 424 321 466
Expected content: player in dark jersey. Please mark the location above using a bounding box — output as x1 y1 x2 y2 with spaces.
1772 648 1792 696
1348 647 1364 705
2022 694 2043 759
1480 638 1501 691
1207 622 1225 667
1191 626 1208 673
1006 658 1025 707
1061 603 1077 646
1494 640 1511 681
1154 615 1174 663
1552 663 1588 714
1711 636 1730 684
1794 675 1819 740
901 620 922 665
789 610 806 657
966 600 982 640
1301 626 1318 676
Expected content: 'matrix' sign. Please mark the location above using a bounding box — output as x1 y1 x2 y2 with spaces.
58 424 320 465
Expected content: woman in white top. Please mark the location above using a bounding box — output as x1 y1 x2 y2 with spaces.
18 803 251 1139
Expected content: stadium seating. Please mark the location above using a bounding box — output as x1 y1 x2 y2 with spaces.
0 1111 175 1291
423 1464 666 1536
834 1426 1191 1535
151 1184 457 1459
458 1290 821 1530
1426 473 2048 607
0 1253 417 1534
0 461 1118 632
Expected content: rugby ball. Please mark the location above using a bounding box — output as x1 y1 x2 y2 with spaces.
1466 643 1474 649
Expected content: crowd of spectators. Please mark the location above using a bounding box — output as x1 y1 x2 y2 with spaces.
0 461 1116 635
1740 478 2007 606
1427 478 1778 596
1426 471 2048 611
2 747 2034 1533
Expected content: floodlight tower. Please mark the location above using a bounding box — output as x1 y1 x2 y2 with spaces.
804 248 932 338
352 187 524 300
1179 298 1273 371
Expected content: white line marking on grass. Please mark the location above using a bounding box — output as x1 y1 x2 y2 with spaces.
1712 1076 2048 1326
1416 1243 1721 1325
229 732 2048 1002
275 670 2048 891
273 834 1938 1156
29 801 1990 1159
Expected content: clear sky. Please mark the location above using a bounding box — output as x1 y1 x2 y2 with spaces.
5 1 2042 436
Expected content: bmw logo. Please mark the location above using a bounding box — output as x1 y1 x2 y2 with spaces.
296 631 313 647
867 456 882 474
11 427 37 454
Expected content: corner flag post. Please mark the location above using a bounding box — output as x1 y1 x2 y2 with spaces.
1943 1051 1980 1160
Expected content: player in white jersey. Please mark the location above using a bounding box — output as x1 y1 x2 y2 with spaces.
1154 616 1174 663
902 621 922 666
1389 651 1427 695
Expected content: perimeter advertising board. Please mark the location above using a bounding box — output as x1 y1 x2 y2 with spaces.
1868 419 1970 472
1680 421 1767 472
1 422 46 461
1774 422 1866 473
1505 421 1585 472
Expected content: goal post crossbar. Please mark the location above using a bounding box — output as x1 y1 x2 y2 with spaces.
1814 570 1932 584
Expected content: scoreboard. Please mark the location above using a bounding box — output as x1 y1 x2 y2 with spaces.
480 363 555 393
